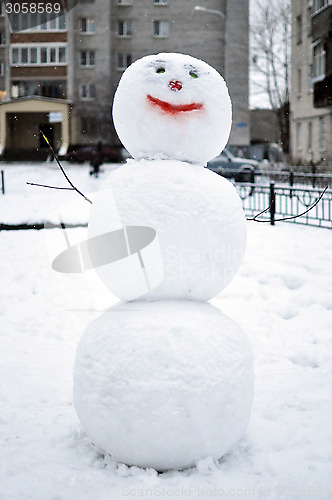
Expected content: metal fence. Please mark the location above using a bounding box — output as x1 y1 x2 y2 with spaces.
1 170 4 195
236 182 332 229
254 170 332 189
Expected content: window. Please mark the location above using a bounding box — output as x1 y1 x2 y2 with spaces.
307 5 312 36
319 117 327 151
154 0 168 4
296 121 302 150
31 48 37 64
58 14 66 30
0 63 5 76
41 47 47 64
80 18 95 33
296 15 302 44
80 50 95 67
50 47 56 63
307 121 312 150
8 12 67 32
117 0 133 4
11 80 67 98
80 84 96 100
313 0 328 15
21 47 28 64
59 47 66 63
117 20 133 37
116 53 132 70
297 68 302 95
0 32 5 45
313 41 326 81
12 48 19 64
10 45 67 65
0 2 5 15
154 20 169 37
308 64 313 92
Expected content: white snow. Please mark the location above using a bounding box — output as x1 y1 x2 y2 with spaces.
1 163 332 498
0 161 119 225
113 53 232 165
74 300 254 471
88 159 246 301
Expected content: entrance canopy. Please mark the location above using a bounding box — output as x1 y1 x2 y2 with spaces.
0 96 71 156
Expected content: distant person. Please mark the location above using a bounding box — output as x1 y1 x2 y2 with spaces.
90 141 103 177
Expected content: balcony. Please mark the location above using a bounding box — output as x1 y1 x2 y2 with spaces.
314 74 332 107
312 4 332 42
11 80 67 100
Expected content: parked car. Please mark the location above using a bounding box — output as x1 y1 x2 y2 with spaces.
64 145 123 164
207 148 259 182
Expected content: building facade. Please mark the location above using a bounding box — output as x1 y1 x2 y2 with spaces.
291 0 332 166
0 0 250 157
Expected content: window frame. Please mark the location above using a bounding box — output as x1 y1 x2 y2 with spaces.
312 40 326 83
80 83 96 100
153 20 169 38
307 121 313 150
297 68 302 96
80 17 96 34
10 44 67 66
9 12 67 32
116 53 132 71
117 20 133 37
319 116 327 152
296 121 303 150
80 50 96 68
296 15 302 44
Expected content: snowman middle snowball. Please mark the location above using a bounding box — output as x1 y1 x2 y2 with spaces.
112 52 232 165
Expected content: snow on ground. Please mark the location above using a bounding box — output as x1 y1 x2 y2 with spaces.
0 161 120 225
1 163 332 499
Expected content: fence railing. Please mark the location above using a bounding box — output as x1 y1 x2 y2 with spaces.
254 170 332 189
236 182 332 229
219 168 332 189
1 170 4 195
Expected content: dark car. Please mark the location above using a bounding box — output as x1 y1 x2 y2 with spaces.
207 148 259 182
64 145 123 164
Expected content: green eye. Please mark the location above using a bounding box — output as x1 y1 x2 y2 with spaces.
156 67 165 74
190 71 198 79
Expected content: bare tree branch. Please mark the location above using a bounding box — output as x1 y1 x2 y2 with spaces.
250 0 291 152
38 131 92 205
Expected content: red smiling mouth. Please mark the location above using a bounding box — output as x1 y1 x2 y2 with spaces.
147 95 203 114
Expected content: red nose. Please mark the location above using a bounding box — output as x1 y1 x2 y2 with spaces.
168 80 182 92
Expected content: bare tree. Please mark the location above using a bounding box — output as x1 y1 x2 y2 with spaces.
251 0 291 153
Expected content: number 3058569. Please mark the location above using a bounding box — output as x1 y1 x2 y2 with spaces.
5 3 61 14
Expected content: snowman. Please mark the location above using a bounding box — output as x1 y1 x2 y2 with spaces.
73 53 254 471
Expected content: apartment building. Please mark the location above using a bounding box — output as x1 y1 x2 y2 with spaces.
0 1 71 157
291 0 332 166
0 0 250 158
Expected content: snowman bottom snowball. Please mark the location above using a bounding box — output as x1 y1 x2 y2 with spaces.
73 301 254 471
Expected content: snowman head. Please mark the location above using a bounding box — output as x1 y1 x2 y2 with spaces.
113 53 232 165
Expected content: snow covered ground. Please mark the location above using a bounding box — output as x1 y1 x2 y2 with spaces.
1 163 332 499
